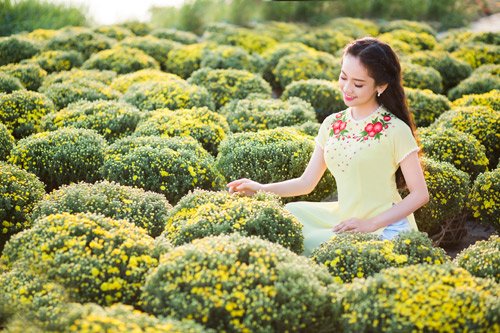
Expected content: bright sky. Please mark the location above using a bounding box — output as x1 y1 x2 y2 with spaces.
48 0 185 25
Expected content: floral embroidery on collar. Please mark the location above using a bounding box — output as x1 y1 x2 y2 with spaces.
356 112 392 141
329 111 350 140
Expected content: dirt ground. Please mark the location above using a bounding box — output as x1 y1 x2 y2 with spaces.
440 220 496 259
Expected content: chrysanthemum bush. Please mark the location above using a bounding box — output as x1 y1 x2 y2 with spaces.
31 180 172 237
327 17 379 38
219 97 316 133
432 106 499 167
419 127 489 179
261 42 315 89
159 189 304 253
216 127 336 203
408 157 470 237
39 78 122 110
273 51 340 90
451 43 500 69
200 45 265 73
0 72 24 93
134 107 230 155
0 90 55 139
66 303 211 333
448 73 500 101
152 28 199 44
42 68 117 87
117 36 181 71
26 50 83 73
405 87 451 127
110 68 182 93
41 100 143 142
378 29 437 52
1 212 158 306
82 46 160 74
0 36 41 66
311 231 448 284
454 234 499 282
293 121 320 137
251 21 303 41
408 50 472 92
100 136 225 204
452 89 500 111
281 79 345 122
401 62 442 93
187 68 272 110
205 28 277 54
467 168 499 231
473 64 500 76
122 79 214 111
293 29 352 55
45 28 115 59
0 62 47 90
0 162 45 247
164 43 208 79
141 234 339 332
9 128 107 191
0 265 71 331
333 263 500 333
93 25 134 40
380 19 436 36
0 123 14 160
119 21 152 36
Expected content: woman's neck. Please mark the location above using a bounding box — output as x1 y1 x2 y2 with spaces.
350 102 381 120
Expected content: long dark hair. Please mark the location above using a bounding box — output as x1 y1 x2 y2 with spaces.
343 37 421 190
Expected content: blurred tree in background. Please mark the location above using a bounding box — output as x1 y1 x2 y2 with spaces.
0 0 88 36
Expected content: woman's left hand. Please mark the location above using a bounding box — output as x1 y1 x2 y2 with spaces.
332 218 378 233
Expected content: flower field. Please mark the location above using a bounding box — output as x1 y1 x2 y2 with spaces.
0 17 499 332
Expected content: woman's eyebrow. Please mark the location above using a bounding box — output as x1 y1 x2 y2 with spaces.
341 70 366 82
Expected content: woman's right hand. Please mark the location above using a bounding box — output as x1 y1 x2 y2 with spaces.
226 178 264 196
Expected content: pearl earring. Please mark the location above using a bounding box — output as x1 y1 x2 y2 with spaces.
377 91 381 97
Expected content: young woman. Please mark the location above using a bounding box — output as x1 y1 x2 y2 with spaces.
227 37 429 256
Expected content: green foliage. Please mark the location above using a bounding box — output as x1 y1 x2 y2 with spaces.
93 25 134 41
0 62 47 90
0 90 55 139
164 43 209 79
452 89 500 111
42 68 117 87
334 263 500 332
205 28 278 54
451 43 500 69
378 29 437 52
31 180 172 238
401 62 442 93
432 106 500 167
117 36 181 71
473 64 500 76
41 100 142 142
293 120 320 137
311 231 448 283
0 122 14 160
380 19 437 35
141 234 339 332
441 30 500 52
0 72 24 93
151 28 199 44
100 136 225 205
404 87 451 127
160 189 304 252
448 73 500 101
293 29 352 55
188 68 272 110
410 157 470 236
200 45 265 73
1 212 158 306
454 235 499 282
25 50 83 73
39 78 121 110
122 79 214 111
281 79 345 122
409 50 472 91
110 68 182 93
467 169 500 231
82 46 159 74
219 96 316 133
9 128 107 191
134 107 230 155
326 17 380 38
0 36 41 66
0 0 87 37
419 127 489 179
216 127 336 203
274 51 340 90
118 21 152 36
0 162 45 244
45 28 115 60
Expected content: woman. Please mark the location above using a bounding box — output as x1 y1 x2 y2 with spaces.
227 37 429 256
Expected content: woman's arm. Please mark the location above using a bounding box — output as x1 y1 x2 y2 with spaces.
226 143 327 197
333 151 429 233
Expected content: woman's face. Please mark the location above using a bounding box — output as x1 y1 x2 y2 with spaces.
338 54 381 109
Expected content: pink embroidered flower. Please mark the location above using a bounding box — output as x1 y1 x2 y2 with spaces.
357 112 392 141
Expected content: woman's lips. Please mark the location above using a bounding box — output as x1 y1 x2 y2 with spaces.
343 94 356 102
